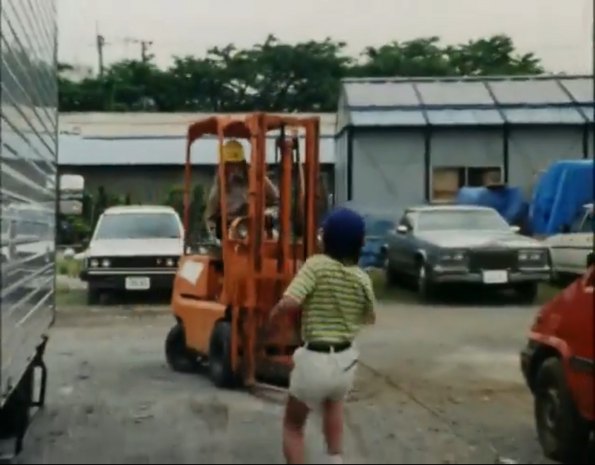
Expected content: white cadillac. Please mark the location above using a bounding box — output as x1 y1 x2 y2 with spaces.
544 203 593 280
79 205 184 304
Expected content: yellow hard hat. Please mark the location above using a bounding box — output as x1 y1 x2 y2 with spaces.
222 139 245 163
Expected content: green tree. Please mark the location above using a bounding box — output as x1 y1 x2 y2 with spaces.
58 34 545 113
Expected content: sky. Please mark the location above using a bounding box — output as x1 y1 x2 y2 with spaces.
58 0 593 74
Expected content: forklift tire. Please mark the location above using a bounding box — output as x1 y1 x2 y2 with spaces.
534 358 590 463
208 321 237 389
165 324 198 373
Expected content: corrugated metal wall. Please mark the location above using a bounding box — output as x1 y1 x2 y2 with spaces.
333 131 348 205
352 130 425 212
347 125 590 213
337 75 593 213
1 0 58 404
508 127 587 197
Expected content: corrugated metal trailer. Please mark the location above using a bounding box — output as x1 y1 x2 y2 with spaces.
0 0 58 459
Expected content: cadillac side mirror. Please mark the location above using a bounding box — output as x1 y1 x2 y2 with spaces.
510 225 520 234
396 225 408 234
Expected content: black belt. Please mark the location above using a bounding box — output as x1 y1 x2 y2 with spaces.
304 341 352 353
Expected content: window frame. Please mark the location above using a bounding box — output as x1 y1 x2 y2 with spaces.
429 165 504 204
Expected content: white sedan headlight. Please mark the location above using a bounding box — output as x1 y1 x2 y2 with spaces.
101 259 111 268
89 258 99 268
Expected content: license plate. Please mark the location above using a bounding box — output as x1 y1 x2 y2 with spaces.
125 277 150 290
482 270 508 284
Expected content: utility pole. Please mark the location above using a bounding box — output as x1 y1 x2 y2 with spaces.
140 40 153 63
123 37 153 63
96 34 105 78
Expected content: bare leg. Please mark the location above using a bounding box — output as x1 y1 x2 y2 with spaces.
322 399 344 461
283 394 310 464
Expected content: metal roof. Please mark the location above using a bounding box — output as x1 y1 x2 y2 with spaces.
339 75 594 130
58 134 335 166
59 112 337 137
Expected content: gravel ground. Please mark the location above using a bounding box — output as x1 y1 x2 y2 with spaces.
7 287 570 464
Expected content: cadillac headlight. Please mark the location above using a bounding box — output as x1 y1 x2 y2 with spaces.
166 258 175 267
101 259 111 268
439 250 467 264
518 249 547 265
89 258 99 268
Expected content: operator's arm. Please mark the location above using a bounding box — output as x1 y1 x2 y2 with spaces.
204 181 220 222
269 256 317 319
264 176 280 206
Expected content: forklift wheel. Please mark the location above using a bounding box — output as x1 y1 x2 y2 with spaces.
209 321 237 388
165 324 198 373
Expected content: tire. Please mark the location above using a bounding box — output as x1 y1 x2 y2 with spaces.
0 366 33 451
86 286 100 306
515 282 538 304
534 358 590 463
416 260 436 302
385 258 399 286
208 321 237 388
165 324 199 373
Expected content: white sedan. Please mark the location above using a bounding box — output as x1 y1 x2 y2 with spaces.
544 203 593 279
79 205 184 304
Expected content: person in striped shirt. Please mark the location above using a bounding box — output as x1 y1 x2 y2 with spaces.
270 207 377 464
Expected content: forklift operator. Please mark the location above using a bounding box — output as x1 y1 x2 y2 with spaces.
204 139 279 238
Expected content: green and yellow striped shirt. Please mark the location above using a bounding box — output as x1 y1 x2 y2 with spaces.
284 254 376 343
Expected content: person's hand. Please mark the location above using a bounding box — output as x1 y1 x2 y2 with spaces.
206 221 217 236
364 312 376 325
268 305 280 324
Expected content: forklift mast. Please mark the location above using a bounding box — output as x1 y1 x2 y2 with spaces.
179 113 321 385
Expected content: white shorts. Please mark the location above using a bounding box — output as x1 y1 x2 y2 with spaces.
289 344 359 409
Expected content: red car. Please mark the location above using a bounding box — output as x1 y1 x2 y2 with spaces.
521 252 594 462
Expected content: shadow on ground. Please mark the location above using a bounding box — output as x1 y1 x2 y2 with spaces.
369 269 564 307
57 288 173 307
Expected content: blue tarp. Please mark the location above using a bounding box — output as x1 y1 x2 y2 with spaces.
455 186 528 226
530 160 594 235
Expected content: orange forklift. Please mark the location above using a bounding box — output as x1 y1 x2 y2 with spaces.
164 113 321 388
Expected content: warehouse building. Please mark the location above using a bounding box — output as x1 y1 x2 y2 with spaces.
334 75 593 212
58 112 336 204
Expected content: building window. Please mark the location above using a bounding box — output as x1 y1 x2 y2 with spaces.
431 166 503 203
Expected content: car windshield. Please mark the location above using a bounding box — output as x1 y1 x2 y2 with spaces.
579 213 594 233
417 209 509 232
570 208 594 233
365 217 395 236
94 212 181 240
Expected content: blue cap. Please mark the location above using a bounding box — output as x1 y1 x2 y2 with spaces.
322 208 365 261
